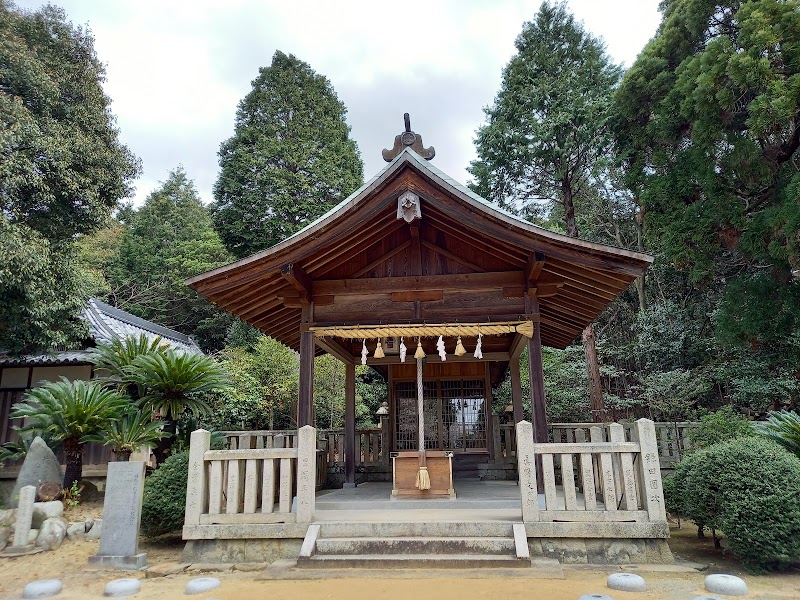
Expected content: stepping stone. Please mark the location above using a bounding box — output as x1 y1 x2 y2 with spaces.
22 579 63 599
104 578 141 597
185 577 221 595
579 595 614 600
705 574 748 596
607 572 647 592
693 597 724 600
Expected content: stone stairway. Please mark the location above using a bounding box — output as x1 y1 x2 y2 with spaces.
296 521 531 569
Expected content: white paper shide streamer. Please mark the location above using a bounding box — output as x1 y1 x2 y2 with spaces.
361 339 368 365
399 337 407 363
473 334 483 359
436 335 447 361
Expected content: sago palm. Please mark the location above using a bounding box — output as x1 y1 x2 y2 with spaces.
85 406 166 461
12 378 128 487
87 334 166 399
754 411 800 459
122 349 229 463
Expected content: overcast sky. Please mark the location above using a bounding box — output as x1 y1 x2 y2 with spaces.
18 0 662 206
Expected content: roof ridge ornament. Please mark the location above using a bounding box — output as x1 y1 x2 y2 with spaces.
382 113 435 162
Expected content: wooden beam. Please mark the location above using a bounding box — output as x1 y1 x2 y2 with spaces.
509 333 527 361
529 283 563 298
510 357 524 424
420 239 484 272
526 251 546 284
312 271 524 297
351 240 412 278
391 290 443 302
298 303 315 427
281 263 312 304
315 337 355 364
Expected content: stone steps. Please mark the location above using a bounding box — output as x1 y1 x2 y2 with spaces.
296 553 530 569
315 536 516 555
297 521 530 570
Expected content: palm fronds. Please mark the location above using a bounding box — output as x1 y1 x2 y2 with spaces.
754 411 800 458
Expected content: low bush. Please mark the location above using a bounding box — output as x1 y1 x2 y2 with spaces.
669 436 800 572
688 406 753 451
141 450 189 537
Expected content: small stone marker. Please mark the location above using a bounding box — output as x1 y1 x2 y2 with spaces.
22 579 62 599
89 461 147 570
104 577 142 597
185 577 221 595
705 574 748 596
13 485 36 550
607 573 647 592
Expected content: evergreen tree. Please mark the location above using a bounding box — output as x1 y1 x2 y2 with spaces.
615 0 800 354
212 51 363 258
468 1 621 229
0 1 139 353
105 168 233 350
471 2 622 421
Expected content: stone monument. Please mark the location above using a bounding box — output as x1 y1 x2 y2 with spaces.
10 437 62 507
88 461 147 569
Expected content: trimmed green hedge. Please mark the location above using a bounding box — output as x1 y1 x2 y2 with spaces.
141 451 189 537
666 437 800 572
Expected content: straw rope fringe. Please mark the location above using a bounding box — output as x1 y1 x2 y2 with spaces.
311 320 533 340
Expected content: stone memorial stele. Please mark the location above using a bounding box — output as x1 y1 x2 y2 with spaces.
11 485 36 552
89 461 147 569
10 438 62 508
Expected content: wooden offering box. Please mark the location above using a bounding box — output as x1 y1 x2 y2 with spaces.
391 451 455 499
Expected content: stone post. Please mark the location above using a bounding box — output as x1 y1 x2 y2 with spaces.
635 418 667 523
184 429 210 527
296 425 317 523
12 485 35 549
515 420 539 523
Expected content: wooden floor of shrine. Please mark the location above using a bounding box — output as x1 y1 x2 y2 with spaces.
313 480 604 522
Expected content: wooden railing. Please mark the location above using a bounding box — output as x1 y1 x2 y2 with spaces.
516 419 667 528
184 426 317 531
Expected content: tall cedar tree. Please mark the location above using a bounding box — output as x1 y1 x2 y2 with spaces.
0 1 139 353
615 0 800 356
469 1 622 420
106 168 233 351
212 51 363 258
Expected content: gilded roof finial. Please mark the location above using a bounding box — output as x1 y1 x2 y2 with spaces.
382 113 435 162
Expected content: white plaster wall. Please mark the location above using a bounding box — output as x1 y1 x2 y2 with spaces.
30 365 92 387
0 368 29 389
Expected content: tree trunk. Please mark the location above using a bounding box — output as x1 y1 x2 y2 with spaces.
114 449 132 461
582 324 606 422
635 206 647 311
563 175 605 421
153 417 177 466
62 437 83 489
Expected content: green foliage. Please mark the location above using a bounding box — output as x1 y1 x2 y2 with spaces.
469 1 621 228
0 217 90 354
88 333 166 398
356 365 387 428
667 437 800 572
85 406 166 459
140 450 189 537
754 410 800 458
212 50 363 258
122 349 229 421
615 0 800 349
98 168 234 350
11 378 128 486
688 406 754 452
0 1 140 242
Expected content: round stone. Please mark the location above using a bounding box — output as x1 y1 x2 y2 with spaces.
579 595 614 600
185 577 221 595
22 579 63 599
705 574 748 596
607 572 647 592
104 578 142 597
693 596 724 600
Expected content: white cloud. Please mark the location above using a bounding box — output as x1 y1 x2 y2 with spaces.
15 0 661 206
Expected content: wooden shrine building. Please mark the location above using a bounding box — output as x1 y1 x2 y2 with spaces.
187 118 652 492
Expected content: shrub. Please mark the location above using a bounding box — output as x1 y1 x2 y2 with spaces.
669 437 800 572
688 406 753 451
140 451 189 537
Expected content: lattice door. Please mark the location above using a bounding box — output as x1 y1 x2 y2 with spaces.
441 380 487 450
394 381 438 450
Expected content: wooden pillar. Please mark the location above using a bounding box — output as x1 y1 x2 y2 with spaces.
344 362 357 488
298 303 315 427
525 296 548 445
510 358 524 424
